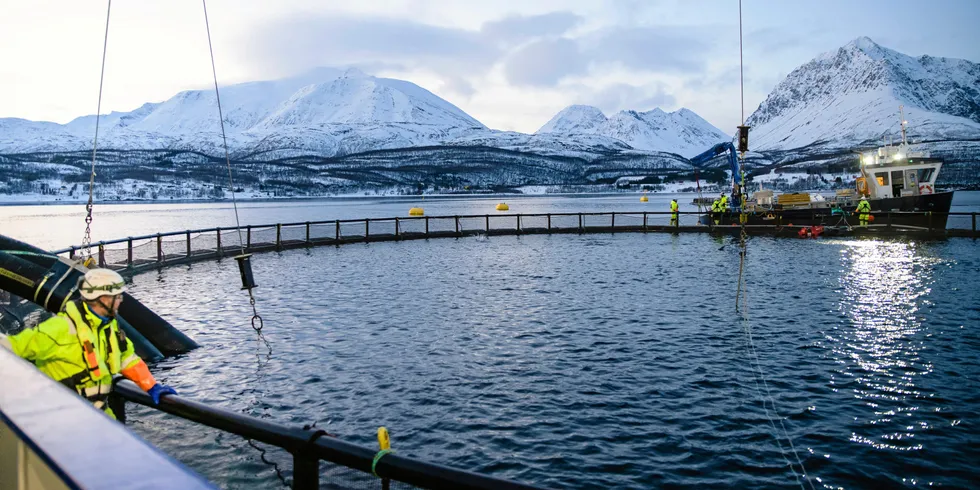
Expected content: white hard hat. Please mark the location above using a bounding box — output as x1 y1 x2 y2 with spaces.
79 268 127 300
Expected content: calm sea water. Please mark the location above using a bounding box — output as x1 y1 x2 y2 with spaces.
118 232 978 489
2 195 979 489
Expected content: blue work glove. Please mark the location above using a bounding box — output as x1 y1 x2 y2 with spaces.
147 383 177 404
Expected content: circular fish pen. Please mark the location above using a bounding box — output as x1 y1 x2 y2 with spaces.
7 213 975 489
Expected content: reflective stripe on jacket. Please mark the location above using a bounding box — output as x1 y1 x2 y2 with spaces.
6 301 143 414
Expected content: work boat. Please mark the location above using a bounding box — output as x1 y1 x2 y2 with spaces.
705 110 954 230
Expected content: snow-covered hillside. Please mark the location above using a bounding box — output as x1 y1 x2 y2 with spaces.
0 67 731 160
747 36 980 150
536 106 730 158
0 68 487 158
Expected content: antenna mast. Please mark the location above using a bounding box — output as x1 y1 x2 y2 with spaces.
899 105 908 146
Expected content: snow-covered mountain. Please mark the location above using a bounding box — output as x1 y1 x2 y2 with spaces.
536 105 729 158
0 67 729 160
747 36 980 150
0 67 488 158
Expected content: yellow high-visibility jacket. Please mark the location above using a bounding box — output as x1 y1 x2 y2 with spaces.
3 301 157 418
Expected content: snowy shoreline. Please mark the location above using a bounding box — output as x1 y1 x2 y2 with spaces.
0 181 723 207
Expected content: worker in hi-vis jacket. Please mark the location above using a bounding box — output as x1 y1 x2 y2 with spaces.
1 268 176 419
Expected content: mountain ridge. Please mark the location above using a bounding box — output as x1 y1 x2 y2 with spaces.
0 67 725 160
746 36 980 150
536 105 729 158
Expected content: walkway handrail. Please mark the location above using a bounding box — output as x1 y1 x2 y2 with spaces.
115 380 546 490
47 210 980 256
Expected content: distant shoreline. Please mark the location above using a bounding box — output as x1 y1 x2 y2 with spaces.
3 185 973 208
0 191 690 208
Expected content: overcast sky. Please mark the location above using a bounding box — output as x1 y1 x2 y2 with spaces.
2 0 978 135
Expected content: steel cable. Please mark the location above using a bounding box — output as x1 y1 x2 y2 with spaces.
82 0 112 259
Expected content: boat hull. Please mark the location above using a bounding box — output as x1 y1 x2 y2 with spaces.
701 191 954 229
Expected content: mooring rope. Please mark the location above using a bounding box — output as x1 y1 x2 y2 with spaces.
82 0 112 259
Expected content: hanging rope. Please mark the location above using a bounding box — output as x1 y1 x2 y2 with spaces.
739 0 745 126
733 4 813 487
735 0 748 312
82 0 112 260
738 284 816 490
201 0 265 338
202 0 244 256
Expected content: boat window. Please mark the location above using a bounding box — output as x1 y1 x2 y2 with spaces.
917 167 935 183
891 170 904 185
875 172 889 186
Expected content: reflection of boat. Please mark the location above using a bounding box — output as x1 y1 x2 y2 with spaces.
701 107 953 229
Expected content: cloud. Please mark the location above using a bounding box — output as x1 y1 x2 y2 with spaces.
503 38 589 87
481 11 583 45
588 82 677 113
238 14 499 78
440 75 476 98
584 26 712 73
746 27 804 53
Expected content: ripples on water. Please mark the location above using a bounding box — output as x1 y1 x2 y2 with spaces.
126 234 980 489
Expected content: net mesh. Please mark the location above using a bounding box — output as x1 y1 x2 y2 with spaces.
426 217 456 234
397 218 426 235
130 238 157 264
582 214 612 228
458 216 485 232
488 215 516 231
279 225 307 244
656 212 678 226
220 228 245 253
340 222 366 239
101 244 129 267
310 222 336 241
160 236 187 260
250 227 277 247
190 233 218 255
549 214 579 229
948 214 972 230
368 220 396 236
520 215 549 230
615 213 646 227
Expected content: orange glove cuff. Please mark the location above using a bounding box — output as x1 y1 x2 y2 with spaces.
120 360 157 392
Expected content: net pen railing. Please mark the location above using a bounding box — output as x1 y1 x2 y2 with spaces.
49 211 979 272
115 380 543 490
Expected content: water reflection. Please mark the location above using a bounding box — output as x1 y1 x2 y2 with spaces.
832 240 943 452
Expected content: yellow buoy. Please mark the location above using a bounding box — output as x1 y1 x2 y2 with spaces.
409 207 424 216
640 194 649 202
496 202 509 211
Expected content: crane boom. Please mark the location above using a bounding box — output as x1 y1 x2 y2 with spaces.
688 141 744 211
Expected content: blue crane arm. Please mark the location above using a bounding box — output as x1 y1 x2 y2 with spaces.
689 141 744 211
688 141 740 179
